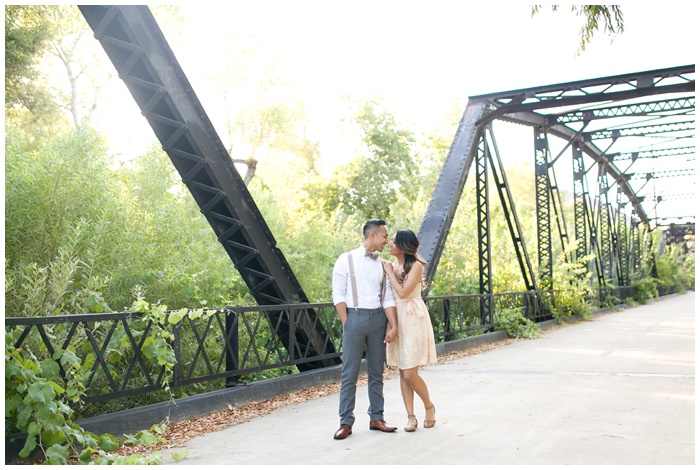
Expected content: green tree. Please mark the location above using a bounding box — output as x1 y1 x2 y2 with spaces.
4 5 65 135
4 126 251 316
655 244 695 294
315 98 417 220
4 126 115 269
105 146 250 310
4 127 119 316
5 5 53 107
531 5 625 53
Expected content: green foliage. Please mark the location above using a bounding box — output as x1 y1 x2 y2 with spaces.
4 6 56 107
552 288 591 323
572 5 624 52
428 158 538 296
549 241 594 323
5 126 114 268
655 244 695 294
5 332 165 464
531 5 625 54
5 6 67 137
249 145 358 302
108 146 250 309
128 289 222 394
628 232 694 302
171 450 190 463
4 129 250 315
129 292 177 393
428 183 479 295
5 12 689 440
313 98 417 220
598 289 621 309
631 276 658 304
4 226 113 317
495 308 540 339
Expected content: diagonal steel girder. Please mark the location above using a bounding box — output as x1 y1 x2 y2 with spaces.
418 65 694 291
78 5 338 370
417 100 488 290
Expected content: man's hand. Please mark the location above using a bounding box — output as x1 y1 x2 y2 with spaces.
384 324 398 343
336 303 348 326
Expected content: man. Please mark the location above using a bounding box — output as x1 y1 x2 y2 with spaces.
331 219 399 440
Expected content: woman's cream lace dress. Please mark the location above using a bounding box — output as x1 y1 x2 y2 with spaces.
387 279 437 369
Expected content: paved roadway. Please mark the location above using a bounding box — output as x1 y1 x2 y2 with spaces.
158 292 695 466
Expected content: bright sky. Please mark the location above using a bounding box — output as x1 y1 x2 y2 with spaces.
177 1 695 122
92 2 696 209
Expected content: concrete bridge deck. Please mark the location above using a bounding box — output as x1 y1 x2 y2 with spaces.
158 292 695 466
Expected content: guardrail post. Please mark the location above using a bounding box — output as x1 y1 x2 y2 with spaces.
442 299 452 342
172 322 182 388
225 309 239 387
288 308 296 365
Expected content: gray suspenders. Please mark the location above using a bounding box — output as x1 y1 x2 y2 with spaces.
347 252 386 308
380 265 386 306
347 253 359 307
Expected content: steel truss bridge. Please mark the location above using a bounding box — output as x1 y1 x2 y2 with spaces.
5 6 695 413
75 3 698 375
418 62 695 320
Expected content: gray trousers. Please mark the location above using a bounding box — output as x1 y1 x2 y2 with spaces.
338 307 387 426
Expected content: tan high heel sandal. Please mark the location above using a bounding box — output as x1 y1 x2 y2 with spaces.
404 415 418 432
424 404 436 428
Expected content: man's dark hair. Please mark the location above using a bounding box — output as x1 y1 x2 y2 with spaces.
363 219 386 239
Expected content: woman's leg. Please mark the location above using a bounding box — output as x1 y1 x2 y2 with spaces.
399 370 415 417
399 369 419 431
401 367 435 422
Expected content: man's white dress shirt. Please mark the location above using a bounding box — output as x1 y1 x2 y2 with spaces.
332 246 396 310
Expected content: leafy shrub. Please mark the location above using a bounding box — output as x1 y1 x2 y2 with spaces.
495 308 540 339
655 244 695 294
550 242 593 323
5 331 165 464
631 276 658 304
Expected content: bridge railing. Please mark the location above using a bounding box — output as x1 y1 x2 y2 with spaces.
5 287 635 410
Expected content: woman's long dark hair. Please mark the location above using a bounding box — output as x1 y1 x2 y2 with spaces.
394 229 427 283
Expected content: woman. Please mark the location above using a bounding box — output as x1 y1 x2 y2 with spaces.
383 229 437 432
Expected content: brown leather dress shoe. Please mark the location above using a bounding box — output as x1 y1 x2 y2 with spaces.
333 424 352 440
369 419 397 432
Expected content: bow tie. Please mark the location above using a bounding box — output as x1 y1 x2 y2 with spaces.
365 249 378 260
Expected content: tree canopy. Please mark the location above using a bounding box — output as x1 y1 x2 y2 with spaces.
4 5 62 133
531 5 625 53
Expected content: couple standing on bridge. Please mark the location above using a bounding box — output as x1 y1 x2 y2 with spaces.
331 219 438 440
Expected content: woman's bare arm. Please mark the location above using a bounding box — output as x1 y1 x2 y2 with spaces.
383 261 423 299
